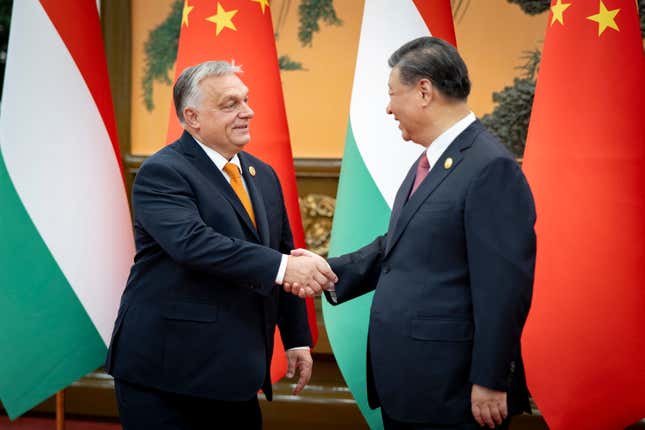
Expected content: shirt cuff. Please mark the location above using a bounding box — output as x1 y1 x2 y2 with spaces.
275 254 288 285
287 346 310 351
328 288 338 303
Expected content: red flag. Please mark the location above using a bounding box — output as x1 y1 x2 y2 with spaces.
522 1 645 428
167 0 317 383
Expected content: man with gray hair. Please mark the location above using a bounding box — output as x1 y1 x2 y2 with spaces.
106 61 336 429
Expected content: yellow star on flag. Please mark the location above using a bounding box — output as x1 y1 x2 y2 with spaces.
206 3 239 36
550 0 572 26
251 0 270 14
182 0 194 27
586 1 620 36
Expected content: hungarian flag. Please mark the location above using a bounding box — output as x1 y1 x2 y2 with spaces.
0 0 134 419
167 0 316 382
522 1 645 429
324 1 456 427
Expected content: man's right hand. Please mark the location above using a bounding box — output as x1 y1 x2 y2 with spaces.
283 251 337 298
471 384 507 428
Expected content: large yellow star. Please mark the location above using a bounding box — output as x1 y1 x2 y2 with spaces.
182 0 194 27
586 1 620 36
206 3 239 36
550 0 572 26
251 0 270 14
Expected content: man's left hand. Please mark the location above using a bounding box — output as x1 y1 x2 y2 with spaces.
286 348 313 395
471 384 507 428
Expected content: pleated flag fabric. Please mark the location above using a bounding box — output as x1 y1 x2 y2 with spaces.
0 0 134 419
324 1 456 427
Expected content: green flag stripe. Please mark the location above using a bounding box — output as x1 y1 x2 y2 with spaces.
324 120 391 429
0 148 107 419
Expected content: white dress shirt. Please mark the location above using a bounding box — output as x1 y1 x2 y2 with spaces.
422 111 476 170
193 138 288 285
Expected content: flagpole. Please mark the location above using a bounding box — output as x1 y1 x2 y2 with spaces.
55 390 65 430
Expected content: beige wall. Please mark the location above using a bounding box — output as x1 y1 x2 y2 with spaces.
455 1 547 119
273 0 364 159
129 1 548 157
130 0 175 156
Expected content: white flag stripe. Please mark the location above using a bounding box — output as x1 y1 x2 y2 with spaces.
0 0 133 344
350 0 431 207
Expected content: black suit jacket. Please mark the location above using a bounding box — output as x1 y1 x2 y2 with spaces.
326 120 536 424
106 131 311 401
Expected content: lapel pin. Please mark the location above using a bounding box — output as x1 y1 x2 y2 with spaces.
249 166 256 177
444 157 453 170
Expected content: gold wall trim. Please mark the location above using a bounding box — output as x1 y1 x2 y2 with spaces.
294 158 341 179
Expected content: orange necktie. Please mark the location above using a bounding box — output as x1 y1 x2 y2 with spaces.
223 162 256 227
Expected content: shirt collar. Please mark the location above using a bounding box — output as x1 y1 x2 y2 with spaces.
424 112 476 170
192 135 242 174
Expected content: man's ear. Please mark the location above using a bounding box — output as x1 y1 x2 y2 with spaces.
183 107 199 129
418 78 433 106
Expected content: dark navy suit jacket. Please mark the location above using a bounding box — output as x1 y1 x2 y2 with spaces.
326 120 536 424
106 131 311 401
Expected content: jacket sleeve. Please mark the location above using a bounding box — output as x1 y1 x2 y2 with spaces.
324 234 387 305
271 167 312 348
465 157 536 391
133 159 283 297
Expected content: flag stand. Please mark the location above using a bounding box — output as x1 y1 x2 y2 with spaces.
55 390 65 430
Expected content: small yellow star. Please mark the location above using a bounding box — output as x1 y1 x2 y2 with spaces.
182 0 194 27
251 0 270 14
206 3 239 36
550 0 572 26
586 1 620 36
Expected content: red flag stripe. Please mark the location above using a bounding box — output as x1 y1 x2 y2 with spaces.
38 0 124 178
412 0 457 46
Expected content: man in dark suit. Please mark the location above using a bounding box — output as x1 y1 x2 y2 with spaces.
106 61 336 430
290 37 536 429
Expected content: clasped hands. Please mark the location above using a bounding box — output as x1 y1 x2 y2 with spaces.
283 248 336 298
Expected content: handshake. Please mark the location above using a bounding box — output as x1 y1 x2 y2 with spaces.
282 248 337 298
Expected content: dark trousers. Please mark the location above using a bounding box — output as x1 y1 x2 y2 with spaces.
382 408 510 430
115 378 262 430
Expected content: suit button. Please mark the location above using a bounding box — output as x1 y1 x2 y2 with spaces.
383 266 391 274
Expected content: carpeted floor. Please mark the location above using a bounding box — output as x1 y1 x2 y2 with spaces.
0 416 121 430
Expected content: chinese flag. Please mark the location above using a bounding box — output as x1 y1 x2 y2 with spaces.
166 0 317 383
522 1 645 429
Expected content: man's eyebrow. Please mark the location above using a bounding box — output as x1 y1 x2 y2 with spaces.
218 94 240 104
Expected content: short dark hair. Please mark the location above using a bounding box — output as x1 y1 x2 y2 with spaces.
388 37 471 101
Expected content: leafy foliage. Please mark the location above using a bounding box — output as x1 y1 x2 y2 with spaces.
298 0 342 46
481 50 541 158
640 0 645 37
278 55 304 70
141 0 182 111
506 0 550 15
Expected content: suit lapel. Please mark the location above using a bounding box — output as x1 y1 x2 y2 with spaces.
385 121 483 257
239 153 270 246
385 155 418 252
178 132 261 242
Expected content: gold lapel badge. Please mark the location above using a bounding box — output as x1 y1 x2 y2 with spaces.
444 157 453 170
249 166 256 177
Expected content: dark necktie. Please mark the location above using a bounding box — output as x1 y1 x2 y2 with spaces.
409 155 430 197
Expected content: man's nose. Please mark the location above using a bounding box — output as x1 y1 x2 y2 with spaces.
240 102 254 118
385 103 392 115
